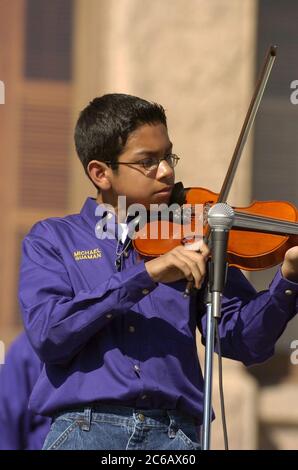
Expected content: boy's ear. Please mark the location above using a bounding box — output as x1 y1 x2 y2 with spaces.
87 160 112 191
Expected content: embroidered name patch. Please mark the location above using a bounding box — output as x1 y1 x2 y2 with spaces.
73 248 102 261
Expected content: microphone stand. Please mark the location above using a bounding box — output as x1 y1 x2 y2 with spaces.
201 264 214 450
201 205 234 450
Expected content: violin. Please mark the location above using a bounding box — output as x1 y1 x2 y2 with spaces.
133 182 298 271
132 46 298 284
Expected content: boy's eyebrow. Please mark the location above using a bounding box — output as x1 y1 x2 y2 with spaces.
135 142 173 156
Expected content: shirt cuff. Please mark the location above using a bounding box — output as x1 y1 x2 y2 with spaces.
120 260 157 304
269 267 298 316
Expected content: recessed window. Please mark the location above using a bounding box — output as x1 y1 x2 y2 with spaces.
24 0 73 80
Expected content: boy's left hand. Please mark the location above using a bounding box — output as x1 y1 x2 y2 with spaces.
281 246 298 282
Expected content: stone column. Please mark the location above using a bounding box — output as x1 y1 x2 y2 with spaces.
69 0 110 211
71 0 257 210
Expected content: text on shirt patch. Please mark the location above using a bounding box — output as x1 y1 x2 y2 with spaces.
73 248 102 261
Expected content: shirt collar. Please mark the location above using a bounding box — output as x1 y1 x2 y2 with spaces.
79 197 128 242
80 197 101 228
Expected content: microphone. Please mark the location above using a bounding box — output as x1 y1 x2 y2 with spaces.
208 203 235 293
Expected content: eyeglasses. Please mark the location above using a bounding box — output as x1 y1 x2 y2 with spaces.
106 153 180 174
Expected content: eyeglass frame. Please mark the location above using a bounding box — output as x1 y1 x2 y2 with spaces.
105 153 180 173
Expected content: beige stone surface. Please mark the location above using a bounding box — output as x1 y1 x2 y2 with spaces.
260 383 298 425
69 0 112 210
260 427 298 451
211 364 258 449
128 0 257 207
71 0 257 210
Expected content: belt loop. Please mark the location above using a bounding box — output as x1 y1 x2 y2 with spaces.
167 412 177 439
81 406 92 431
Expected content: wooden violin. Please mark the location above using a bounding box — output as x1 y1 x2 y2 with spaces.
133 183 298 271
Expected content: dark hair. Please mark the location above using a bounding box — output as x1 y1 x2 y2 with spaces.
74 93 167 191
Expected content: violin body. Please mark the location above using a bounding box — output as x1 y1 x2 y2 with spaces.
133 186 298 271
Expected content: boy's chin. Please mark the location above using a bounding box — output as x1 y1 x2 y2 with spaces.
126 193 171 209
151 191 171 204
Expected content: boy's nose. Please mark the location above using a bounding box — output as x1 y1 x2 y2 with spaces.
156 159 174 179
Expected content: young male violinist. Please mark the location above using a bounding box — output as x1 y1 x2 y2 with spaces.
19 93 298 450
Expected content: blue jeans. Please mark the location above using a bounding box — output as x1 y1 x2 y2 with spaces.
42 404 201 450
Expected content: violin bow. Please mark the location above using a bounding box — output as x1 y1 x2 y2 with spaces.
184 45 277 296
217 45 277 203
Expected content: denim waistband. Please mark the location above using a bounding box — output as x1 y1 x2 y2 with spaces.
52 403 198 426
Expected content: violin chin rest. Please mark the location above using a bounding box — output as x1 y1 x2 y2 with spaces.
170 181 186 206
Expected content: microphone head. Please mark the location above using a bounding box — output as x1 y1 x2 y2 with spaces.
208 203 235 229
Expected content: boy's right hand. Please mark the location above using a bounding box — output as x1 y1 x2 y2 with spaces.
145 242 210 289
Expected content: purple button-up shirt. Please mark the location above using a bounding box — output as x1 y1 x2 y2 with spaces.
0 332 50 449
19 198 298 421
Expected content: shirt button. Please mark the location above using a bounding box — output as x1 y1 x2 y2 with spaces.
128 326 135 333
285 289 293 296
138 414 145 421
124 251 129 258
134 364 140 373
106 313 113 319
142 288 150 295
